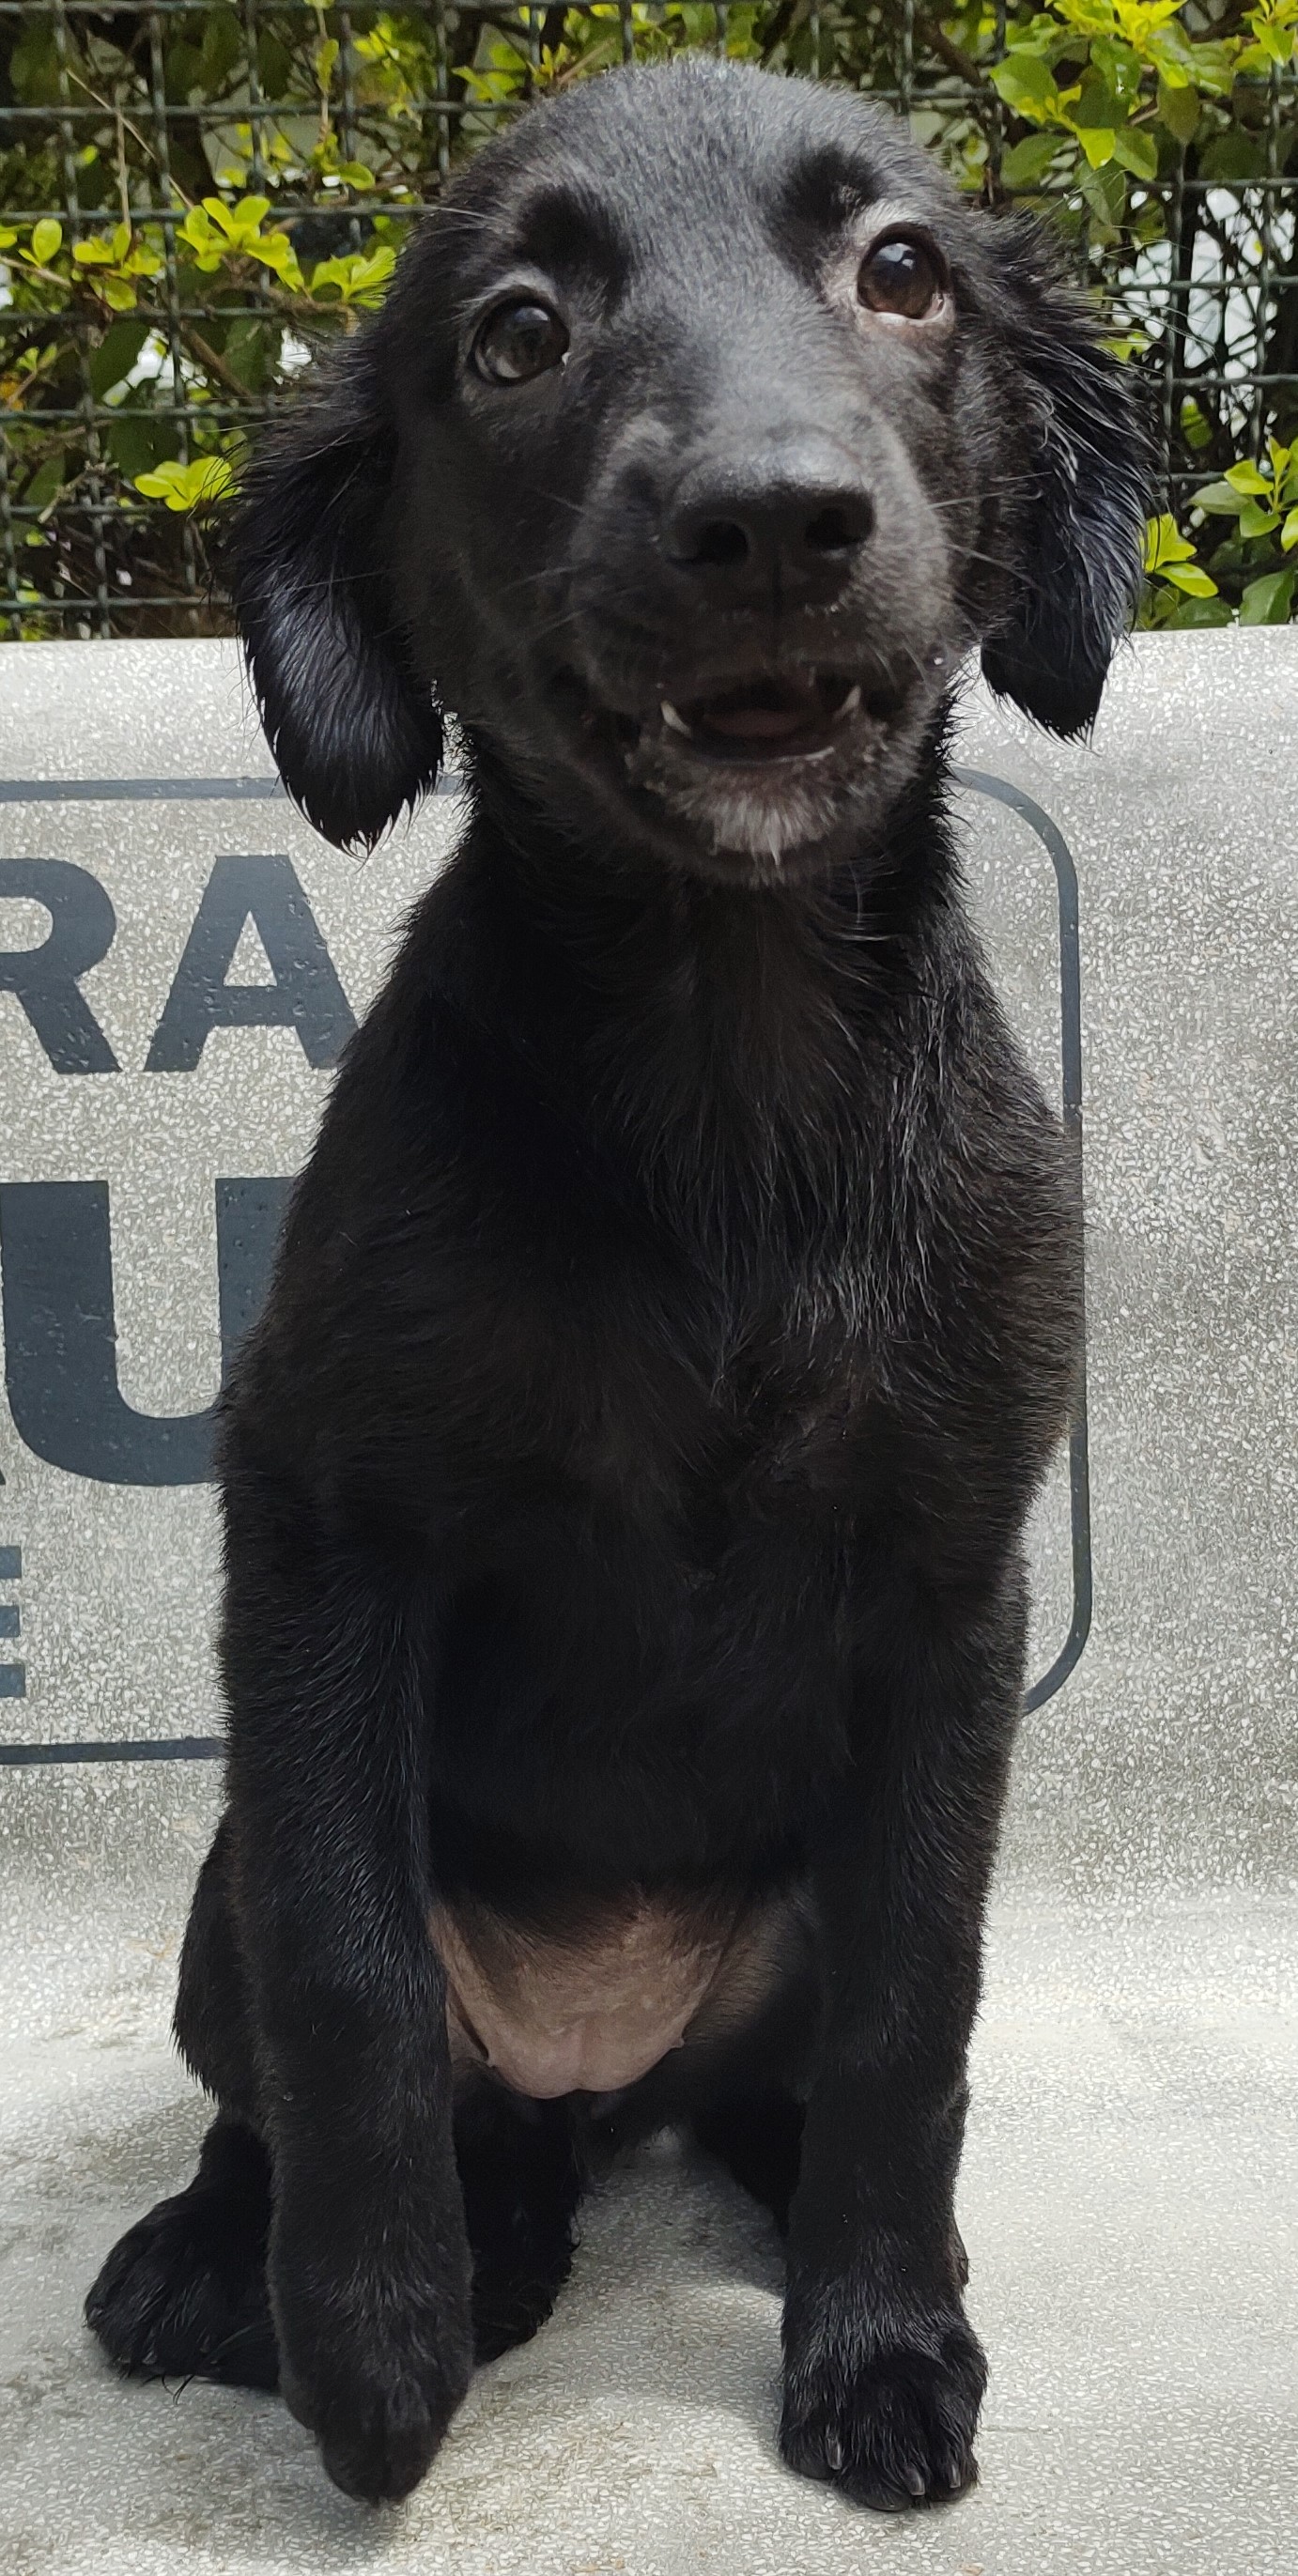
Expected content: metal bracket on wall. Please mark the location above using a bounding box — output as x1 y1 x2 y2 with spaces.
0 767 1091 1765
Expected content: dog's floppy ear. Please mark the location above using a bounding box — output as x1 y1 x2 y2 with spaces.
979 219 1152 738
222 339 442 851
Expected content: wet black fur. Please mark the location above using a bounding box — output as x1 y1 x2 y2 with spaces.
85 60 1148 2513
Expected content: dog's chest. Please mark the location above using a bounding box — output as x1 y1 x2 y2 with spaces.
433 1320 875 1854
564 1283 876 1518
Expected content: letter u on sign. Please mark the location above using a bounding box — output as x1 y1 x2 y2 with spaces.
0 1178 293 1484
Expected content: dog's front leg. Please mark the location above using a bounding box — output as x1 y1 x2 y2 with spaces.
780 1571 1024 2512
223 1506 471 2504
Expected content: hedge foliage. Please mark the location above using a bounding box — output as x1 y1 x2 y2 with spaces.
1 2 1295 633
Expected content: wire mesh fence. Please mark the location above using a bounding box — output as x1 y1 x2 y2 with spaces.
1 2 1295 640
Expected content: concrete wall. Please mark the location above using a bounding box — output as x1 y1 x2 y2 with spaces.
1 633 1295 2576
2 630 1294 1891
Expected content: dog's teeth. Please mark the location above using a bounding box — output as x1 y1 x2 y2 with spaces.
660 701 695 737
835 684 862 722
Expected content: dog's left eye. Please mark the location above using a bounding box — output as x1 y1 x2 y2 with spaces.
473 300 569 385
857 235 946 321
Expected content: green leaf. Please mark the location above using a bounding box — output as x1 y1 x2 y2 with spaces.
1224 461 1271 496
8 25 61 108
308 243 396 307
1143 512 1195 572
1146 24 1198 88
990 52 1059 112
1157 78 1200 145
1136 582 1182 631
1161 563 1218 595
256 31 293 96
1112 127 1159 181
30 217 63 264
23 453 66 509
1239 570 1296 625
1079 160 1127 226
1180 397 1212 453
1188 40 1240 96
1162 594 1233 630
1075 127 1118 169
198 6 242 93
107 412 176 481
1237 501 1280 539
1090 37 1142 110
134 455 235 512
221 317 277 393
1198 132 1267 183
1256 13 1298 65
1073 79 1121 132
87 317 149 398
1281 508 1298 554
1192 480 1246 516
1000 133 1063 188
245 231 304 289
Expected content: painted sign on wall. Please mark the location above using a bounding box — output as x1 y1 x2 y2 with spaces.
0 761 1083 1757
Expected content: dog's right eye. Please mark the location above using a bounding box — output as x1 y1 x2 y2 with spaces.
473 300 569 385
857 234 947 322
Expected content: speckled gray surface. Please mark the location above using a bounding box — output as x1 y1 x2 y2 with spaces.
1 633 1296 2574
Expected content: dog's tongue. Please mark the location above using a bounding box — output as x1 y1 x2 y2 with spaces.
694 679 812 742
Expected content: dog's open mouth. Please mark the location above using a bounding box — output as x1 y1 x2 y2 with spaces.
655 670 898 764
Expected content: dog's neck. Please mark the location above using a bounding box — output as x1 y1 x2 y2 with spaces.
429 736 966 1260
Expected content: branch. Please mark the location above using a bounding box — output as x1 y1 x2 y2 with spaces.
178 323 255 404
913 12 986 91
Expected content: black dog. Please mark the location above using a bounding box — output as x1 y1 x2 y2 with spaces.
86 57 1147 2512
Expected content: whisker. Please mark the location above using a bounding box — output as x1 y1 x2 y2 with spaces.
927 474 1040 511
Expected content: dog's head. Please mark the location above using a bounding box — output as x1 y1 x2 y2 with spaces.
227 58 1150 879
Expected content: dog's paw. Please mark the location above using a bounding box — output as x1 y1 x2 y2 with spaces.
276 2254 474 2505
470 2230 574 2366
780 2281 986 2512
85 2185 277 2390
282 2337 470 2505
456 2093 581 2366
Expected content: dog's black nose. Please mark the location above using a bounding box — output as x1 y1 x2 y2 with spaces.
664 440 874 601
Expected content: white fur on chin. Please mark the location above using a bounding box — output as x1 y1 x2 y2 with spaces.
658 766 844 862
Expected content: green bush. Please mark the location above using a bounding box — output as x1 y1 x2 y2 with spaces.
1 3 1294 634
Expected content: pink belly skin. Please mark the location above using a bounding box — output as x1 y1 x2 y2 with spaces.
431 1897 733 2099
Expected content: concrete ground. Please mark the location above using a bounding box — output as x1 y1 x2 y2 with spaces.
2 631 1296 2574
3 1818 1295 2576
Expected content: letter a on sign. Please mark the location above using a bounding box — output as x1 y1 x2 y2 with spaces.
147 853 357 1072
